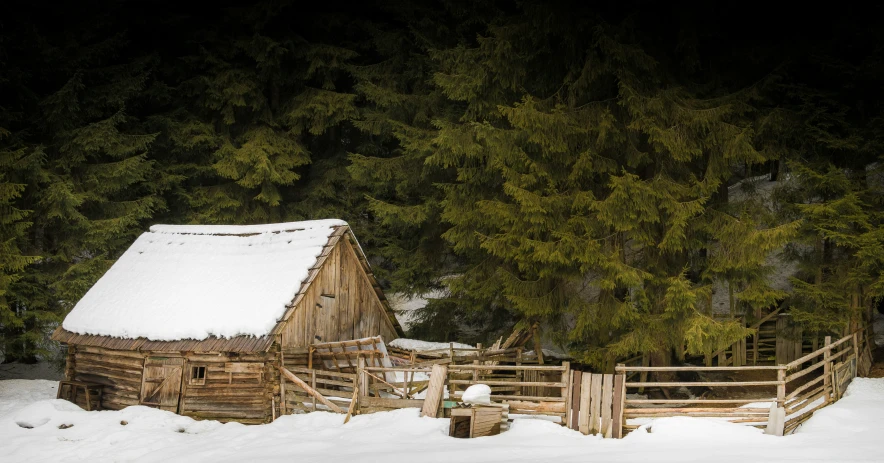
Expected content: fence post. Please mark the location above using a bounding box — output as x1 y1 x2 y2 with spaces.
473 343 482 383
561 361 571 427
357 356 368 399
612 366 625 438
752 332 758 366
638 353 649 394
852 332 859 379
823 336 832 402
311 370 317 411
776 368 785 409
764 367 787 436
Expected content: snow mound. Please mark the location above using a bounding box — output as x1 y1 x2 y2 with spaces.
389 338 474 352
62 219 346 341
0 380 58 417
461 385 492 405
631 416 765 441
842 377 884 400
14 399 82 428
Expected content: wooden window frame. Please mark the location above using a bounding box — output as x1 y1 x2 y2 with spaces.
190 365 207 385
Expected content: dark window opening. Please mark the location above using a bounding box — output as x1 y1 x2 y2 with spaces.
190 366 206 385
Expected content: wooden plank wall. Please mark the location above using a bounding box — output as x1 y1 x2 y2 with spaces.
178 353 274 424
70 345 144 410
281 239 398 349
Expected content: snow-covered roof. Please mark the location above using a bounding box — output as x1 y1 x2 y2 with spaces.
62 219 347 341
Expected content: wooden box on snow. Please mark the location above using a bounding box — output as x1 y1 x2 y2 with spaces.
449 405 503 438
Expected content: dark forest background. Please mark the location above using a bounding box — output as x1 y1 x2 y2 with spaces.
2 1 882 368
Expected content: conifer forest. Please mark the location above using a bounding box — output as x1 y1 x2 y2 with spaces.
1 1 882 370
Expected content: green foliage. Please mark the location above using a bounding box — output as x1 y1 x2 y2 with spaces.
1 1 882 366
352 6 800 367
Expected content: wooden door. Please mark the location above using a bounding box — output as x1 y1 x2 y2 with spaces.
140 357 184 412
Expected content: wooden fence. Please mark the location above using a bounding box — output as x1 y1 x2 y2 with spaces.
281 366 356 414
387 344 550 366
447 363 570 421
615 328 872 436
278 327 872 438
277 361 571 426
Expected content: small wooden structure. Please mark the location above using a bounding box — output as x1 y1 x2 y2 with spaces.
52 220 403 423
449 404 505 438
57 380 104 411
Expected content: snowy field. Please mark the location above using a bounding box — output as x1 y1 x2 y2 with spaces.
3 379 884 462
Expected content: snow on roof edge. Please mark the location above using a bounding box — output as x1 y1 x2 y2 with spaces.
149 218 348 236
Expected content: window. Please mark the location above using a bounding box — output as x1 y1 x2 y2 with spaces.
190 365 206 385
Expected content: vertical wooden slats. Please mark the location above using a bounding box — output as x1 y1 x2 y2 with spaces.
569 370 582 431
278 236 401 350
569 372 625 438
600 374 614 437
589 374 603 434
612 374 625 438
578 373 591 434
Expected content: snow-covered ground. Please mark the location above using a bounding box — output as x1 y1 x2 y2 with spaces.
3 378 884 462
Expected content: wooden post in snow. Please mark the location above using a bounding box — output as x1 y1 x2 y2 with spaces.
852 332 859 379
823 336 832 402
357 356 369 398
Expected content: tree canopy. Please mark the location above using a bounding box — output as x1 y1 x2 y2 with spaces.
1 1 882 368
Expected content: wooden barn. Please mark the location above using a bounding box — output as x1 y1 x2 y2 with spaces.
51 219 403 423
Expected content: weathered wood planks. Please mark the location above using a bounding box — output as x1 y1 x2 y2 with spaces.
420 364 448 418
280 238 399 348
570 372 625 438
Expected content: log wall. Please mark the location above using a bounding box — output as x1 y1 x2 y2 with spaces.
280 239 398 348
67 346 277 424
70 345 145 410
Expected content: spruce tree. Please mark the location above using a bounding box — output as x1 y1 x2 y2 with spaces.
0 3 162 361
151 4 361 225
0 137 39 362
353 3 796 366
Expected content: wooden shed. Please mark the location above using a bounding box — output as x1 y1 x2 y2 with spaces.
51 219 403 423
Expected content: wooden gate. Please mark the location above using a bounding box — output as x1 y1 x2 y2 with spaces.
140 357 184 412
566 371 625 438
833 355 857 401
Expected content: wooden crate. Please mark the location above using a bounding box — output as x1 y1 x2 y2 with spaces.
449 405 503 438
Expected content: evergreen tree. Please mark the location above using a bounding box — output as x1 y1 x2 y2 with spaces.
151 4 361 225
0 136 39 362
354 3 797 366
0 3 162 361
768 24 884 337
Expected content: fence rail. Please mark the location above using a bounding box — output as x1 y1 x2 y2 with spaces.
278 325 872 438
